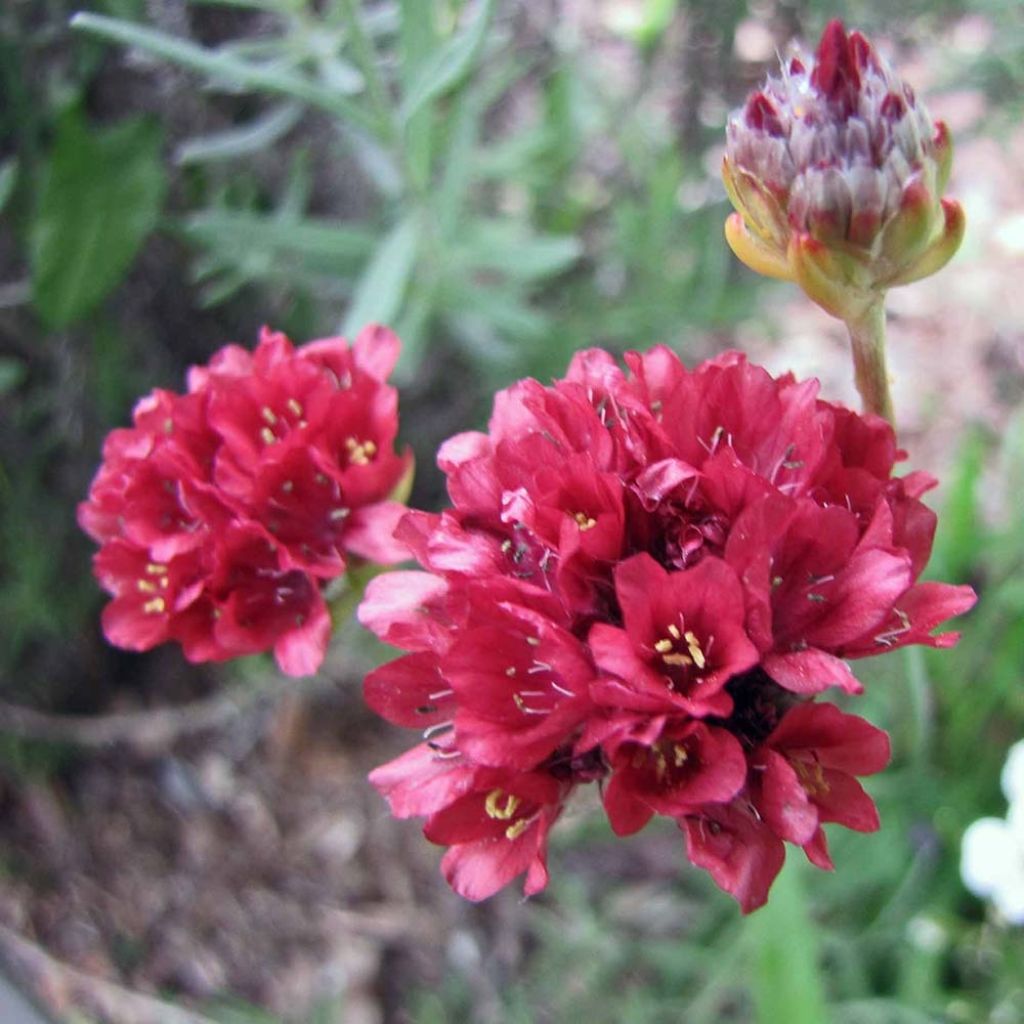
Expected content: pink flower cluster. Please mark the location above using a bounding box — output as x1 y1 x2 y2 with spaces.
359 347 975 910
79 326 411 677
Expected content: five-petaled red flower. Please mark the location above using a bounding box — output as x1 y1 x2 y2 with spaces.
360 346 974 910
79 325 412 676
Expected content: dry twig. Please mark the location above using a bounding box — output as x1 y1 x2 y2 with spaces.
0 922 217 1024
0 672 337 753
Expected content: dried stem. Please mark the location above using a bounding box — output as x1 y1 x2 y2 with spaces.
0 672 336 752
0 922 217 1024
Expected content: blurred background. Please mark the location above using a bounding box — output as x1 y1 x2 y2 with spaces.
0 0 1023 1021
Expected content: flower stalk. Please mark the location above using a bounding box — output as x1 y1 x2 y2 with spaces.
846 298 893 423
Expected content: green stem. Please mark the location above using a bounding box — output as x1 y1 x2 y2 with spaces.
845 298 894 424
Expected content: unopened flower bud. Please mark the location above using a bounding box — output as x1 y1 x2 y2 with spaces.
722 19 964 319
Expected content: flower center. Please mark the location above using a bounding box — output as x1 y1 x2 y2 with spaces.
573 511 597 531
654 623 708 669
345 437 378 465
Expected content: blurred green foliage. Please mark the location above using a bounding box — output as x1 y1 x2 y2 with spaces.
1 1 1023 1022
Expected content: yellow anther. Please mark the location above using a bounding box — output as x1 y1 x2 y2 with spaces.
143 597 166 614
315 473 329 485
795 759 830 797
137 580 156 594
673 744 689 767
485 789 521 820
287 398 303 417
573 511 597 531
163 418 173 434
261 406 277 426
260 427 276 445
525 636 540 646
662 652 693 667
329 507 350 521
146 563 168 575
513 693 526 710
345 437 377 465
505 819 530 841
684 630 706 669
653 750 668 780
654 638 674 654
505 666 517 677
667 623 681 640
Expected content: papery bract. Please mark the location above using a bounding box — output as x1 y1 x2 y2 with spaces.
722 19 964 318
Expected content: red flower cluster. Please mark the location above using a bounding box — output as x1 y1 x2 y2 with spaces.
79 326 412 677
360 347 974 910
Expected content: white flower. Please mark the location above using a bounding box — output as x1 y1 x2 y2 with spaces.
960 741 1024 925
1000 740 1024 804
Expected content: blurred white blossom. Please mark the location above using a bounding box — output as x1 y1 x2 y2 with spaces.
1000 740 1024 804
961 741 1024 924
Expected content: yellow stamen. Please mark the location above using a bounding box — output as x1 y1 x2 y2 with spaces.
684 630 706 669
667 623 681 640
505 819 530 841
146 563 168 575
795 759 830 797
573 511 597 531
287 398 303 417
261 406 277 425
345 437 377 465
143 597 166 614
137 580 156 593
662 652 693 667
485 789 521 820
260 427 276 445
672 744 689 767
654 638 674 654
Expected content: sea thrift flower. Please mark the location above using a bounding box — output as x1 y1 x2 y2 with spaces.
722 19 964 320
961 740 1024 924
361 346 974 910
79 326 412 677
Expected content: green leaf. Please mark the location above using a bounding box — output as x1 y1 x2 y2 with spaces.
342 215 420 338
174 102 302 165
750 859 831 1024
70 12 379 135
0 357 27 395
181 212 373 265
0 159 17 215
30 110 166 328
929 428 986 582
399 0 440 191
399 0 495 124
452 219 582 281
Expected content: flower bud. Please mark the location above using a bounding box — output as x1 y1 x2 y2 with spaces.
722 20 964 318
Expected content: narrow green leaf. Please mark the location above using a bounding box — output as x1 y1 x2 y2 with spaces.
0 357 27 395
0 159 17 215
751 859 831 1024
30 111 166 327
399 0 440 192
180 212 374 271
174 102 302 165
399 0 495 124
453 220 582 281
342 215 420 337
70 12 379 135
